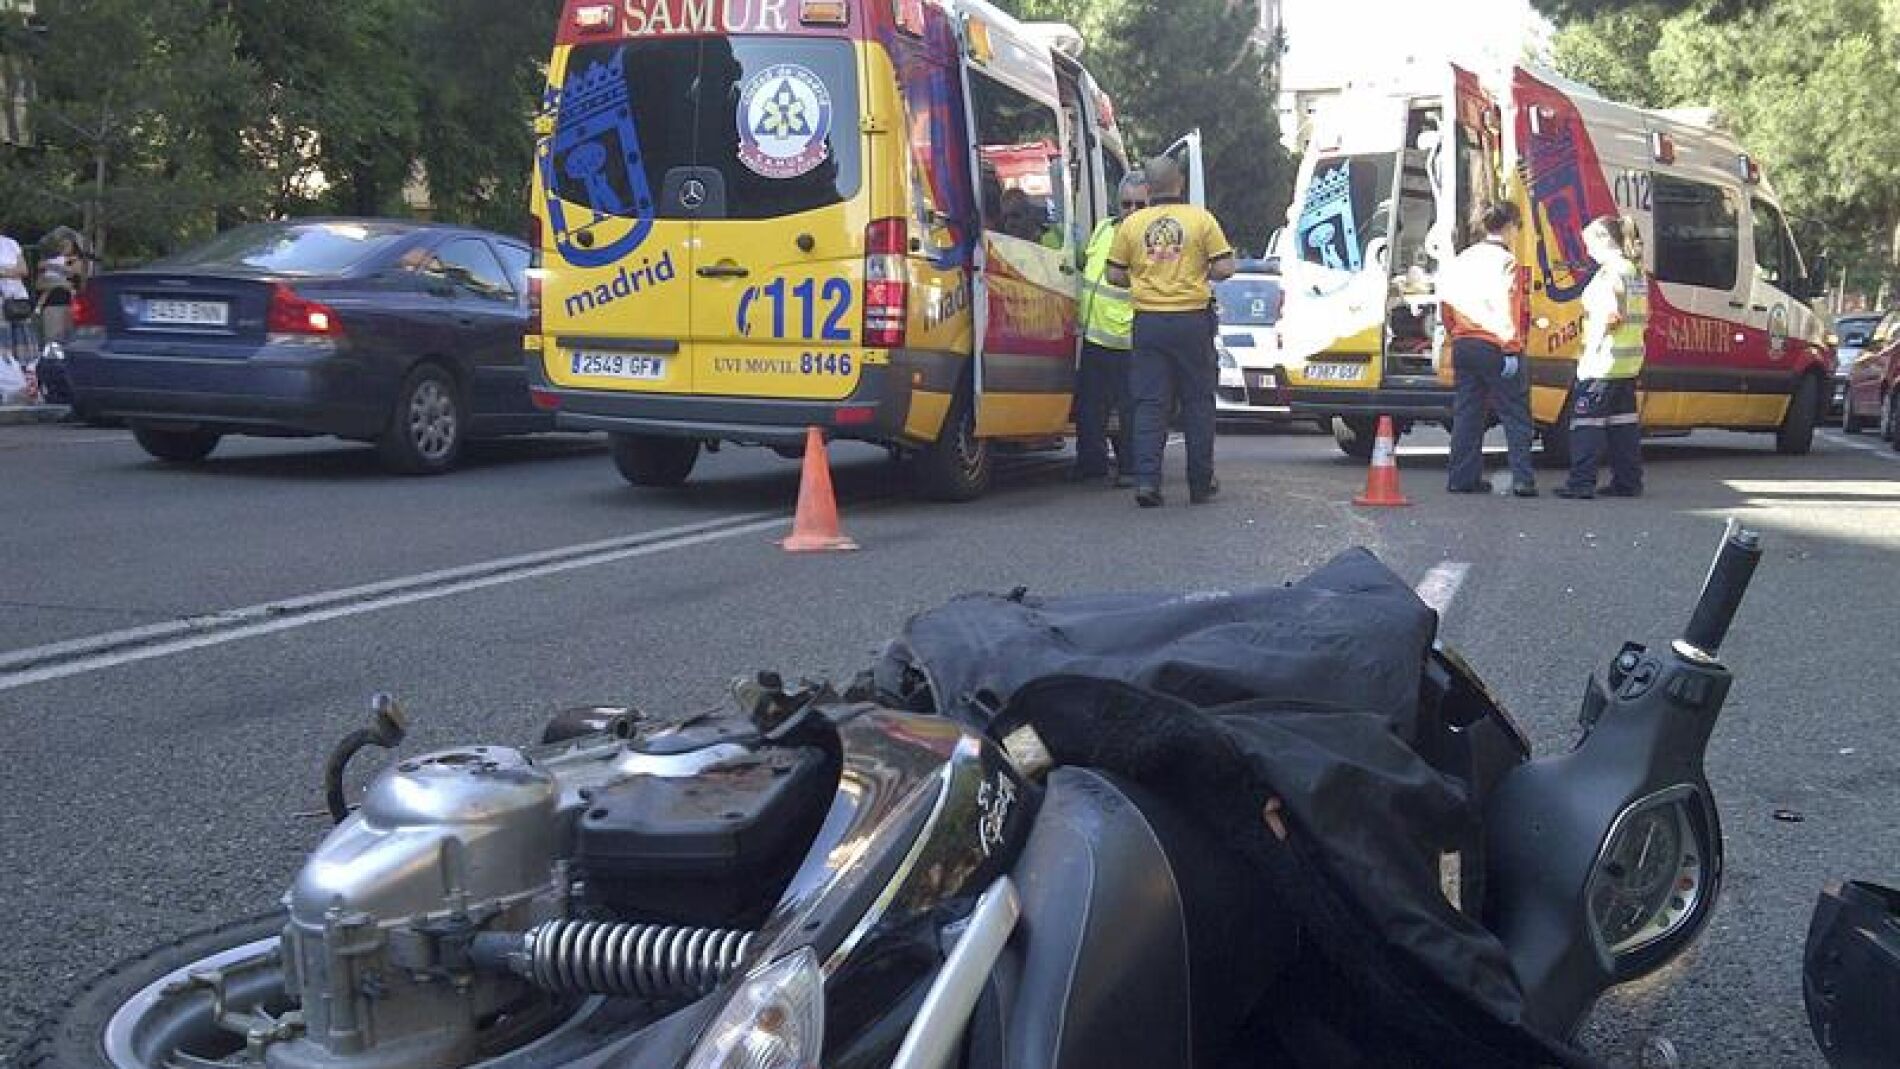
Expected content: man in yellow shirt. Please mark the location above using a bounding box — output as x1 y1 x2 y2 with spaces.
1107 156 1236 506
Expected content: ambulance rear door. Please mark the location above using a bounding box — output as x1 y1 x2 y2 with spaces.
957 10 1079 437
1160 129 1207 207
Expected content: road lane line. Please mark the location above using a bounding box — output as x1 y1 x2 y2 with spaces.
0 511 789 692
1414 561 1471 616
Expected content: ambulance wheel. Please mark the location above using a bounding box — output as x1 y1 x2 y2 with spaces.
1331 416 1376 460
131 425 221 464
610 433 699 487
914 391 991 501
1775 375 1820 455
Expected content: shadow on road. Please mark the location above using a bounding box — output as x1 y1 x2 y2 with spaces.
130 434 609 481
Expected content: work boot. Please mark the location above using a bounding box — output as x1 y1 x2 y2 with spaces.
1599 484 1642 497
1189 478 1220 505
1135 486 1165 508
1554 485 1594 500
1511 482 1539 498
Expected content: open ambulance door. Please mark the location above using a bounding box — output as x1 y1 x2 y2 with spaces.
1439 65 1506 385
956 13 1081 438
1161 129 1207 207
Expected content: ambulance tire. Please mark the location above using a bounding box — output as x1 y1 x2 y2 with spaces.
1775 374 1821 455
913 390 991 502
1331 416 1376 460
610 433 699 487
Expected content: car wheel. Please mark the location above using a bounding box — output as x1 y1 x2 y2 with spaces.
1889 392 1900 452
1843 391 1867 434
378 364 465 475
609 433 700 487
1331 416 1376 460
1776 375 1821 455
131 424 220 463
913 389 991 501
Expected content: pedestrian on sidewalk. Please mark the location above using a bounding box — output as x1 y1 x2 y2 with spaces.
1107 155 1236 507
1438 201 1537 497
35 231 87 347
1072 170 1150 487
0 228 33 366
1557 215 1647 499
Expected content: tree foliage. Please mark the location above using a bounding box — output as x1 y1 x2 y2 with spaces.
1534 0 1765 22
1017 0 1293 253
1555 0 1900 290
0 0 556 262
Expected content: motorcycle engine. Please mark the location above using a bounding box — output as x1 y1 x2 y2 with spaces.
272 746 570 1069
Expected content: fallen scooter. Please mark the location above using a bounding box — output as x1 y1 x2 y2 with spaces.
28 525 1764 1069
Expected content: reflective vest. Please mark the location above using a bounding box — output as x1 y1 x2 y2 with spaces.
1606 261 1648 379
1080 219 1134 350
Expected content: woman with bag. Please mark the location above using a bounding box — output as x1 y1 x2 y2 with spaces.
35 232 86 346
0 228 33 366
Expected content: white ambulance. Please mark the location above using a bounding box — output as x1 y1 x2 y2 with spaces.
1276 63 1832 461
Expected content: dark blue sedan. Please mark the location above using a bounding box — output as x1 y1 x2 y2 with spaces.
64 219 545 473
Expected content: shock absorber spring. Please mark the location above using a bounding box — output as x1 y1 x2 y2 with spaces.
504 920 757 1000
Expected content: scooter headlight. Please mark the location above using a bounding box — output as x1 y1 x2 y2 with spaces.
1586 790 1710 961
684 947 824 1069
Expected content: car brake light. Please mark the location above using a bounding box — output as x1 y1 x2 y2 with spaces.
528 213 545 337
862 218 908 350
71 282 103 328
267 283 341 336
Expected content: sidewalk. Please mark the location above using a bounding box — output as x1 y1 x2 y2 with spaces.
0 403 70 426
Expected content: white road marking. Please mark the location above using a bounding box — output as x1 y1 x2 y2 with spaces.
1414 561 1471 616
0 511 791 693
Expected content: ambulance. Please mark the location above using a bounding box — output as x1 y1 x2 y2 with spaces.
526 0 1200 499
1276 63 1832 462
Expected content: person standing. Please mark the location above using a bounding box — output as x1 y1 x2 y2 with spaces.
1107 156 1236 507
1439 201 1537 497
0 229 32 364
1556 215 1647 499
36 233 86 346
1072 171 1150 486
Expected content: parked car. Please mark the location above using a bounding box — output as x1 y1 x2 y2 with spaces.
1213 261 1305 425
64 219 543 473
1829 312 1885 418
1841 309 1900 447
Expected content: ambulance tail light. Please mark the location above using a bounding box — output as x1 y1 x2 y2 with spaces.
572 4 617 34
527 213 544 338
800 0 849 25
863 218 909 350
266 284 341 337
1650 132 1676 165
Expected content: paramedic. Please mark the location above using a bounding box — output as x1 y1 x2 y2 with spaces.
1072 170 1150 485
1108 156 1236 507
1556 215 1647 499
1439 201 1536 497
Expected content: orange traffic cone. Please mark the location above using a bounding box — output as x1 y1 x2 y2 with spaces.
1352 415 1412 507
781 426 859 552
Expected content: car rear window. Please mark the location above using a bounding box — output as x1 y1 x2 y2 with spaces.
550 37 861 222
158 222 416 275
1216 277 1283 325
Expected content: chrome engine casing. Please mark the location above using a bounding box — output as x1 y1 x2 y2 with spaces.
271 746 571 1069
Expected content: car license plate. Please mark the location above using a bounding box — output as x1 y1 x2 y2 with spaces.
572 352 665 380
1302 362 1363 382
143 299 229 327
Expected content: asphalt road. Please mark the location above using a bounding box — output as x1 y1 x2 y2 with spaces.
3 418 1896 1067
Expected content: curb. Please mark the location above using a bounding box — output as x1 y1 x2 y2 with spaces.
0 404 70 426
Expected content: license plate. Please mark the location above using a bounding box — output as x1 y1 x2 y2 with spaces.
1302 362 1363 382
143 299 229 326
572 352 665 380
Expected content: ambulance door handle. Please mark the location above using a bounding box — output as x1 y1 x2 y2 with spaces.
1727 300 1747 309
697 262 750 279
1752 304 1769 312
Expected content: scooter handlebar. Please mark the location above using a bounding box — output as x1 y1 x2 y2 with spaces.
1681 519 1763 660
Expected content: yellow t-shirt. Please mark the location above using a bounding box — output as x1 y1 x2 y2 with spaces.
1106 203 1234 313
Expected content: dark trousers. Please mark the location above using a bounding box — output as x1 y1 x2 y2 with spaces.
1074 342 1131 476
1448 337 1535 490
1565 377 1643 493
1130 310 1217 490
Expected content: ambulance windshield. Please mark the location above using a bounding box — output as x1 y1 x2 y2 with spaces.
547 37 861 222
1294 154 1396 274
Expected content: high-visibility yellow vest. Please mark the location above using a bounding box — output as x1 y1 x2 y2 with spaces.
1607 261 1648 379
1080 219 1134 350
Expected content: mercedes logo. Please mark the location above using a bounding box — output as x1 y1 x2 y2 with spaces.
680 180 707 210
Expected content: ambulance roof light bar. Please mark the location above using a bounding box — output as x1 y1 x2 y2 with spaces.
572 3 616 33
1022 21 1086 61
800 0 849 25
893 0 925 36
1737 152 1760 183
1650 131 1675 165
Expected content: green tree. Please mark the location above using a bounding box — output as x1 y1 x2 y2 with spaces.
1017 0 1293 253
1535 0 1765 20
1550 4 1669 106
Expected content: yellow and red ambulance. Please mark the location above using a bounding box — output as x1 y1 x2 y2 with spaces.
526 0 1190 499
1277 63 1832 462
